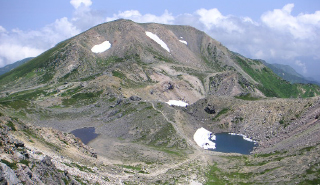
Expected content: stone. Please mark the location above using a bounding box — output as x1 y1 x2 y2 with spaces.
129 96 142 101
163 82 174 91
0 162 22 185
204 104 216 114
41 156 53 166
116 98 122 105
14 141 24 148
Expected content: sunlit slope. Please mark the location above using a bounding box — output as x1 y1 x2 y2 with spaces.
0 19 319 99
234 54 320 98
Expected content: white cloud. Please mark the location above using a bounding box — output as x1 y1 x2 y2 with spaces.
0 26 6 33
242 17 259 26
196 8 225 29
0 1 100 67
0 17 81 67
261 3 320 39
1 3 319 78
195 8 242 33
42 17 81 46
70 0 92 9
171 4 320 77
0 44 43 66
106 10 174 24
69 0 105 31
295 60 307 74
71 6 104 31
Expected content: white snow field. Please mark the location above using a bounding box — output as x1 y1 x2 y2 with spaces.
91 41 111 53
193 127 216 150
229 133 256 142
166 100 188 107
145 31 170 52
179 40 187 45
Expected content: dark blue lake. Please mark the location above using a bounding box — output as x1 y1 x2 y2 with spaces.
211 133 257 154
70 127 99 145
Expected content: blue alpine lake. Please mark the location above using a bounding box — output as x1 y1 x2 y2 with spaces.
70 127 99 145
211 133 257 154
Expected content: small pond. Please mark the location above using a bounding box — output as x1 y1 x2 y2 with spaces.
211 133 257 155
70 127 99 145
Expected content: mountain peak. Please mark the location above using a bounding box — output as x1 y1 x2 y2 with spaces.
1 20 320 184
0 20 319 100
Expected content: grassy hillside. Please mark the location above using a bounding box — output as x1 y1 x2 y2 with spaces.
0 40 70 88
234 55 320 98
260 60 320 85
0 57 34 76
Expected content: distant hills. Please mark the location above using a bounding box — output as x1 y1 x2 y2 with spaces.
260 60 320 86
0 57 34 76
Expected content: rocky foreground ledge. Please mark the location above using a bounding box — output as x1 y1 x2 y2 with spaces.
0 115 102 184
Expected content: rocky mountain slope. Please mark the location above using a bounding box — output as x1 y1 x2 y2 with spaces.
0 19 320 184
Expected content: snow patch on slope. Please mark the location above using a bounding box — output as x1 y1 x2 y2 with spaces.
145 31 170 52
166 100 188 107
179 40 187 45
179 36 187 45
193 127 216 150
91 41 111 53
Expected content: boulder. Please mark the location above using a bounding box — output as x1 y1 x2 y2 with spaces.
162 82 174 91
116 98 123 105
0 162 22 185
129 96 142 101
14 141 24 148
41 156 53 166
204 104 216 114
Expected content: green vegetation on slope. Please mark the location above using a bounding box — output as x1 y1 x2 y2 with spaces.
0 88 49 110
62 91 103 107
235 56 320 98
0 40 70 87
0 57 34 76
260 60 320 85
235 93 260 101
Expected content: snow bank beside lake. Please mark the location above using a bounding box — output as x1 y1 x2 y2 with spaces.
229 133 256 142
166 100 188 107
193 127 216 150
91 41 111 53
145 31 170 52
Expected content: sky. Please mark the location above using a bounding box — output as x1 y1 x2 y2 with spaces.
0 0 320 80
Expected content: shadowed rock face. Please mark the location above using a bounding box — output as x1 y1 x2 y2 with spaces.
204 104 215 114
129 95 142 101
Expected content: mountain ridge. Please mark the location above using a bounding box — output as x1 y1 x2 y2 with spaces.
1 19 320 184
1 19 319 99
0 57 34 76
259 59 320 85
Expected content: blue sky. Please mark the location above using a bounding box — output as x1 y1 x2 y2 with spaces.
1 0 320 80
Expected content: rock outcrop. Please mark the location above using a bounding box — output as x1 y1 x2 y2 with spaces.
204 104 215 114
